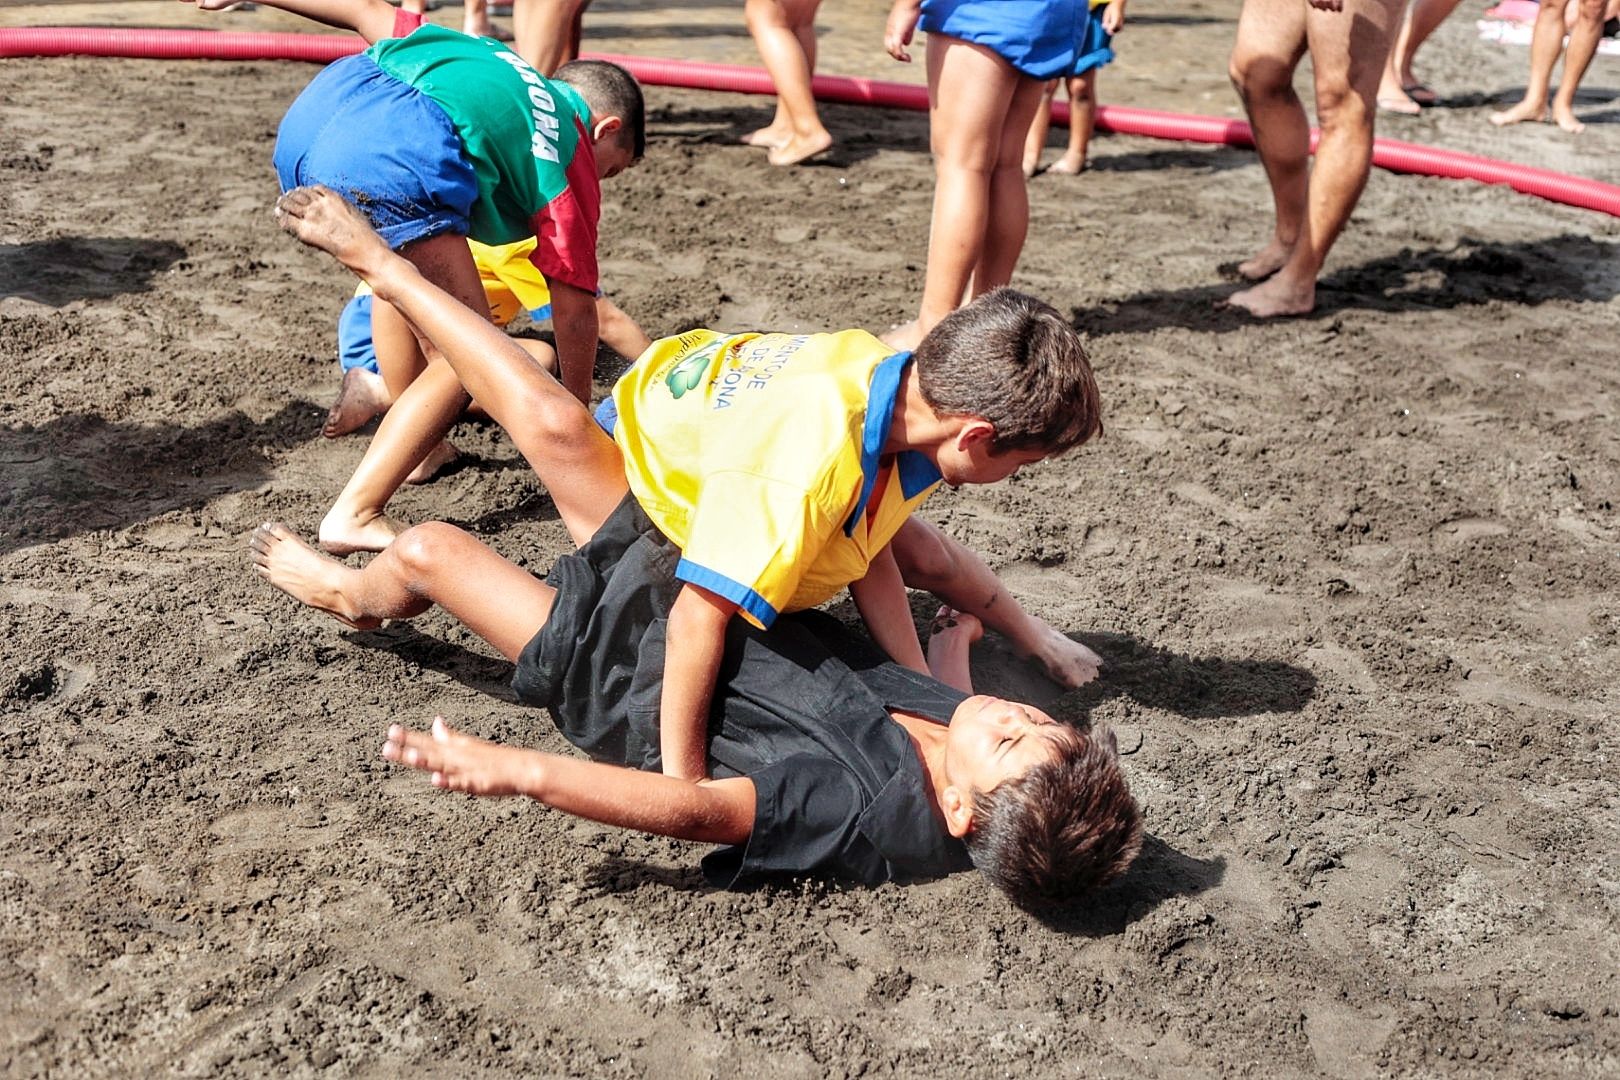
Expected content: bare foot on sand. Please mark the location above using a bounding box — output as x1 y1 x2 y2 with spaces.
1225 272 1316 318
405 439 459 485
318 505 403 556
1022 154 1042 178
742 123 791 148
323 367 389 439
1236 236 1295 282
1489 99 1548 127
880 319 923 351
250 522 382 630
274 185 391 279
1551 105 1586 134
767 129 833 167
1047 153 1088 176
1021 623 1103 688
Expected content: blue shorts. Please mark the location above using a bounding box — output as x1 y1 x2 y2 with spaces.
919 0 1089 79
337 294 380 374
273 54 479 250
1074 16 1115 75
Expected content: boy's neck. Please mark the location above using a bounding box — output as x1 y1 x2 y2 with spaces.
883 364 954 458
887 709 950 819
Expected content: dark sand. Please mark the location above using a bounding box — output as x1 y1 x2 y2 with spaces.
3 1 1618 1075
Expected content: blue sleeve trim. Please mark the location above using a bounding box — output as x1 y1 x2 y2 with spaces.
675 558 779 628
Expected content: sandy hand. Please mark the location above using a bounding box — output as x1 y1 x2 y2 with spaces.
382 717 529 797
274 185 392 280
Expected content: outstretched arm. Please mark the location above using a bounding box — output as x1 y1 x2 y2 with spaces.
181 0 400 42
384 718 756 844
891 517 1103 687
848 543 929 674
548 281 600 404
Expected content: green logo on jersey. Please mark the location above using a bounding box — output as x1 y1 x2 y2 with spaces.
664 344 718 399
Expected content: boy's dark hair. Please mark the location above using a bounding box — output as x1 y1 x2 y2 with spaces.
966 725 1142 910
555 59 646 160
912 288 1103 455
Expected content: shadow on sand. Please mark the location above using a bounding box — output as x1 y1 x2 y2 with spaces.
0 238 187 307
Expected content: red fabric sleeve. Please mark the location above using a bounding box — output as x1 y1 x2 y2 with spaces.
527 122 602 293
392 8 426 37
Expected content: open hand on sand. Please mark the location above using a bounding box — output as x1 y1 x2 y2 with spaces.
250 522 384 630
383 717 527 796
274 185 392 280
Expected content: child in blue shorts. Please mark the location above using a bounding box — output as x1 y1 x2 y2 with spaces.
881 0 1087 350
1023 0 1126 177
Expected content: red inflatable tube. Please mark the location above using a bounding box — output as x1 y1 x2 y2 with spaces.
5 26 1619 217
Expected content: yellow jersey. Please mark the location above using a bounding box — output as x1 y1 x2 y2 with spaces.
354 237 554 324
602 329 943 629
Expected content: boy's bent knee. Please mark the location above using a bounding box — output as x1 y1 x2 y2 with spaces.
391 521 477 577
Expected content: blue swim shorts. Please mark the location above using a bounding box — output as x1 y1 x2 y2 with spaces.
273 54 479 250
1073 15 1115 76
919 0 1089 79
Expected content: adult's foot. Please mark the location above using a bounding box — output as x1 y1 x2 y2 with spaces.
318 505 403 556
767 129 833 167
1235 236 1295 282
274 185 391 279
1377 91 1423 115
1403 81 1440 106
1047 152 1088 175
250 522 382 630
1489 98 1548 126
323 367 389 439
1022 622 1103 688
1226 272 1316 318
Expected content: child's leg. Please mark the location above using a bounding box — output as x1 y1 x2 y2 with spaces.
745 0 832 166
278 186 628 549
1490 0 1568 125
1051 71 1097 174
1022 80 1060 177
1227 0 1310 283
911 35 1031 340
970 71 1046 296
1549 0 1607 132
251 521 556 661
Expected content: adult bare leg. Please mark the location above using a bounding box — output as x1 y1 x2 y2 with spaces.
1229 0 1400 317
1227 0 1310 283
1376 0 1463 110
969 71 1046 295
746 0 833 166
1550 0 1607 132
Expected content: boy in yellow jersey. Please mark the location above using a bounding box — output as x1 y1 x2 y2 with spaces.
267 185 1103 781
323 237 650 481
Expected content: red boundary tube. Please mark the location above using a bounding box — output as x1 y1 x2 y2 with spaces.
5 26 1618 217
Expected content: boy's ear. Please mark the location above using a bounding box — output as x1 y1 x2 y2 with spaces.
954 417 996 451
941 785 975 839
591 114 624 145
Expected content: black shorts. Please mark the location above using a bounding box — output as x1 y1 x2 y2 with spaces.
511 494 679 768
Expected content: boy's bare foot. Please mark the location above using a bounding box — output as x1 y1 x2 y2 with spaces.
767 129 833 167
274 185 391 280
318 505 403 556
250 522 383 630
1489 99 1548 126
1551 105 1586 134
1235 237 1295 281
405 439 460 485
383 717 528 796
323 367 389 439
880 319 923 351
1021 623 1103 688
742 123 791 148
1047 153 1088 175
1225 272 1316 318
